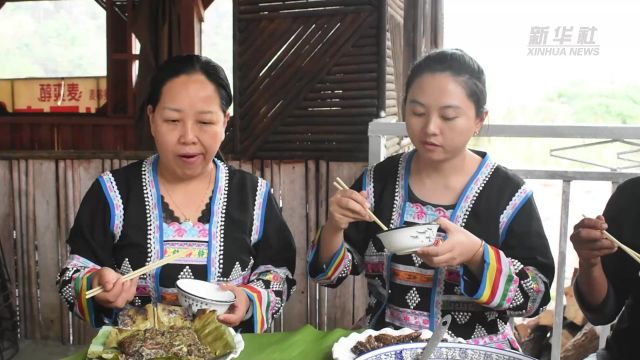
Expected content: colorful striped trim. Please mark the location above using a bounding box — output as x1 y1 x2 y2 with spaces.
390 263 434 287
363 166 375 211
404 203 453 224
76 268 98 325
308 240 349 284
391 151 413 228
385 303 431 330
465 322 520 351
251 178 270 245
64 255 101 323
162 242 208 264
162 221 209 240
462 243 516 309
143 155 161 301
209 159 229 281
498 185 533 244
98 171 124 243
240 284 271 333
64 254 100 269
450 154 496 227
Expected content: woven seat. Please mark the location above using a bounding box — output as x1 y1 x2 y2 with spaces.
0 241 18 360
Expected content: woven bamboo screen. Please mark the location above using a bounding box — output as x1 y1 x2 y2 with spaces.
227 0 401 161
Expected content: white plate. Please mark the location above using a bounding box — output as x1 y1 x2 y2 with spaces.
224 327 245 360
87 326 244 359
332 327 462 360
353 342 536 360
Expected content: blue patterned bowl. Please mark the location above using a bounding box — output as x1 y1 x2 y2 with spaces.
376 224 440 255
176 279 235 315
355 342 535 360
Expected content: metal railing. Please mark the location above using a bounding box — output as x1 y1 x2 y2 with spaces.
368 117 640 360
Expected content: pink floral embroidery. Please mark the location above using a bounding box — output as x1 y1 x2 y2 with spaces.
174 227 186 237
434 207 449 219
411 203 426 221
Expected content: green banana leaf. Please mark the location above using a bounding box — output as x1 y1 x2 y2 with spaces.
191 310 235 359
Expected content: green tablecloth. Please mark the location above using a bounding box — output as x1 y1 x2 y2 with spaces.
61 325 353 360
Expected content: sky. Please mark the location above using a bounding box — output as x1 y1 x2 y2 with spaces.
443 0 640 119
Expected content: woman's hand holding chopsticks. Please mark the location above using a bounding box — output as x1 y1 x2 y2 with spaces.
89 267 138 309
317 178 382 266
327 183 373 231
329 177 388 231
86 251 185 307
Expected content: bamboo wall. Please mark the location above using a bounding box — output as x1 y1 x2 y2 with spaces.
0 158 367 344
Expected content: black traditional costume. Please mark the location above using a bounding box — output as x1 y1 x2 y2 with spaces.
309 150 554 350
57 155 296 333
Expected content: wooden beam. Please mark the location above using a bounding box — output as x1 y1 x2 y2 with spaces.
0 115 133 126
0 150 151 161
403 0 420 80
377 0 387 117
106 0 133 116
202 0 214 10
178 0 203 54
195 0 205 22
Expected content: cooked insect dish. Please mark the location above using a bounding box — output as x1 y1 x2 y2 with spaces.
87 304 235 360
350 330 446 356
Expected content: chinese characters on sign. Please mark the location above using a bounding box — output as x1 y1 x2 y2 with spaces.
0 77 107 113
528 26 599 56
37 82 85 102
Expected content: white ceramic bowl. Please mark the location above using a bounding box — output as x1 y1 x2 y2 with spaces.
176 279 235 315
376 223 440 255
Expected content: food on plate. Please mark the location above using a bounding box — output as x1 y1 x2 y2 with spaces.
118 327 210 360
88 304 235 360
155 302 192 329
192 309 236 358
350 330 445 356
117 303 156 330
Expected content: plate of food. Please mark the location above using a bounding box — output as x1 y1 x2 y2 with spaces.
352 342 536 360
332 327 463 360
86 303 243 360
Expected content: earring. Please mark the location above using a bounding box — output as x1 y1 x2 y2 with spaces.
473 130 479 136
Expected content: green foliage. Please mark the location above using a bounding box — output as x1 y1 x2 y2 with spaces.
201 0 233 89
507 82 640 125
0 0 106 79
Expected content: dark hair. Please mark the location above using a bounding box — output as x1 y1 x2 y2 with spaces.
146 54 232 113
404 48 486 117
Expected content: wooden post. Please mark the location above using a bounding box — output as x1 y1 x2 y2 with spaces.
377 0 388 118
106 0 133 116
33 160 62 340
178 0 205 54
0 160 16 332
306 160 319 328
279 161 308 331
56 160 72 344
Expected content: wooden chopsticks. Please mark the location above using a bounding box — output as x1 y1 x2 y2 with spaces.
332 177 388 231
85 251 185 299
582 214 640 264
